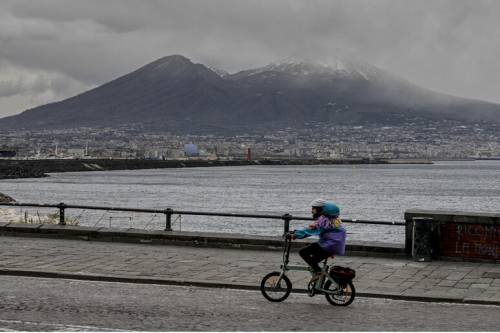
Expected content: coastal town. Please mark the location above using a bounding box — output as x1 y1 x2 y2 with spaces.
1 120 500 161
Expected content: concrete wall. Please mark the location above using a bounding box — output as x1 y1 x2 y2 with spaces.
405 209 500 262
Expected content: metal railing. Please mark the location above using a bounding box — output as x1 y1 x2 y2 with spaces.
0 202 406 234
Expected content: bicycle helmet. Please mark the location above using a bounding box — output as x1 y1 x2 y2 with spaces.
310 198 326 208
322 201 340 217
310 198 326 218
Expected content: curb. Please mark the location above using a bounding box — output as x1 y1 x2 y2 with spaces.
1 269 498 307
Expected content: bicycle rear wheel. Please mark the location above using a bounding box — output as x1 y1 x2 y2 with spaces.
324 279 355 306
260 272 292 302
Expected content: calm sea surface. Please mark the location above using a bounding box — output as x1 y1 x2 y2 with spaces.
1 160 499 244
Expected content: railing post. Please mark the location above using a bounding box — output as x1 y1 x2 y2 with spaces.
58 202 66 225
164 208 173 231
282 213 292 235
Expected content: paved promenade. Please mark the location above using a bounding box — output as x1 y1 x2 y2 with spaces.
0 235 499 305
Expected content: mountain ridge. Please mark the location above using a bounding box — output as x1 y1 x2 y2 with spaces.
1 54 499 133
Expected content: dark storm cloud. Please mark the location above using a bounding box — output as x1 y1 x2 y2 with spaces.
0 0 499 117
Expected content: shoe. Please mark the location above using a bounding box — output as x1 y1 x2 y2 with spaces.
309 271 327 284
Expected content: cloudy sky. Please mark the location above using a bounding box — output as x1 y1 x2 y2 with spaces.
0 0 499 118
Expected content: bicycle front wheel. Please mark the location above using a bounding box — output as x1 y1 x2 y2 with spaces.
260 272 292 302
324 279 356 306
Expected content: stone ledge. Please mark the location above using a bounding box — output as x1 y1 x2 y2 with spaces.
39 224 102 234
0 223 406 257
405 209 500 224
1 223 42 232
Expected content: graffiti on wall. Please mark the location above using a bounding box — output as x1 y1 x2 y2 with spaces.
441 223 499 260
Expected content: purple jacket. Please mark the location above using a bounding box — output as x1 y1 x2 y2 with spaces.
295 215 346 255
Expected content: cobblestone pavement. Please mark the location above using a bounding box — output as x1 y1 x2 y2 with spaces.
0 236 500 304
1 276 500 331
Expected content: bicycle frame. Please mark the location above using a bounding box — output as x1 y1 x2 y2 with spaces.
278 235 339 293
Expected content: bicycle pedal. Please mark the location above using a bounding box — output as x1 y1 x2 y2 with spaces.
307 281 316 297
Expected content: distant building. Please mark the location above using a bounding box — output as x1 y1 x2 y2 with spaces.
184 143 199 157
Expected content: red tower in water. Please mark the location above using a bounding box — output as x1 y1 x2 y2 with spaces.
246 148 252 161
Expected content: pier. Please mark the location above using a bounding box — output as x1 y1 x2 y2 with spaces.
0 158 433 179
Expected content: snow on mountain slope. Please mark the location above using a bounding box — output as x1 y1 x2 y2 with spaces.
233 57 381 81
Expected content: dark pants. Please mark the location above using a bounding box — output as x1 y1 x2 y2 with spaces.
298 243 331 273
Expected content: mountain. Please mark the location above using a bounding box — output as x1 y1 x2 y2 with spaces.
226 58 500 126
0 55 236 132
1 54 499 133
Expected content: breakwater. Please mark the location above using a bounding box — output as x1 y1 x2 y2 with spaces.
0 158 432 179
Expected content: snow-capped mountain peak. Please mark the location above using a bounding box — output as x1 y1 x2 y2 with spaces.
243 56 379 81
264 58 334 75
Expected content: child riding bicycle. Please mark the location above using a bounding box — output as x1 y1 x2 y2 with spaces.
292 198 346 282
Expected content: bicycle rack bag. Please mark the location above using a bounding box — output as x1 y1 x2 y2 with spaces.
329 265 356 283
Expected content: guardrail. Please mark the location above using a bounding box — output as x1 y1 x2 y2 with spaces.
0 202 406 234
